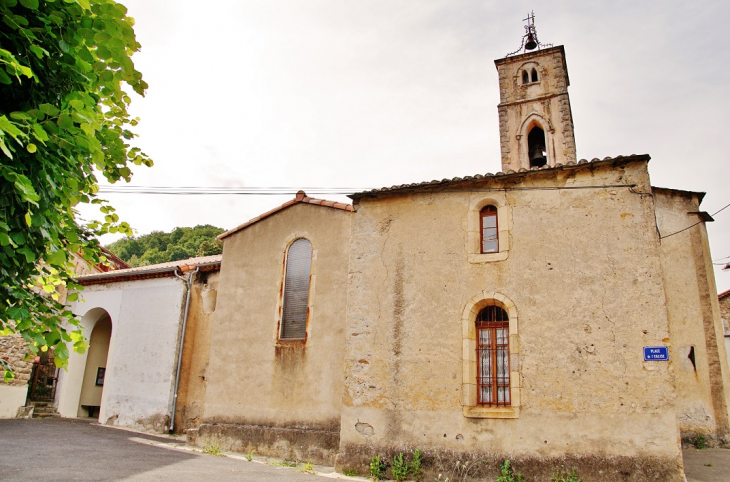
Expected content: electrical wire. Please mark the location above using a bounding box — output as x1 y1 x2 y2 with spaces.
660 202 730 240
97 183 639 195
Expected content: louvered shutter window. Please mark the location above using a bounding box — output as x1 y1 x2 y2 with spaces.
280 238 312 339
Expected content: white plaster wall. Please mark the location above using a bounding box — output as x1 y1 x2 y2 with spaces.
0 385 28 418
57 277 185 432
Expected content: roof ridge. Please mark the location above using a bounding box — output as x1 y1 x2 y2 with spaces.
217 190 352 240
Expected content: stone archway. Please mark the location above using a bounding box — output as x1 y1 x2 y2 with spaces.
77 315 112 418
56 307 114 419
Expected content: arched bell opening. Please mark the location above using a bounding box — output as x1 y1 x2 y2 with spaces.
527 126 547 168
77 314 112 419
531 68 539 83
522 70 529 84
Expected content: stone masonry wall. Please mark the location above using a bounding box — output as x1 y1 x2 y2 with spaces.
0 335 32 386
720 294 730 333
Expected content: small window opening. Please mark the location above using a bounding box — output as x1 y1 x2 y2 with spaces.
531 68 538 82
522 70 529 84
688 346 696 371
476 305 510 406
480 206 498 253
527 126 547 168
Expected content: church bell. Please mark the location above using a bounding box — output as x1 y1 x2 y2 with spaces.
530 145 547 167
525 32 538 50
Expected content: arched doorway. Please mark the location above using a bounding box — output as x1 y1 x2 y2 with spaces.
77 315 112 418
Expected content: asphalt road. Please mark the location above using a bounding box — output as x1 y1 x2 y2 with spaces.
0 418 347 482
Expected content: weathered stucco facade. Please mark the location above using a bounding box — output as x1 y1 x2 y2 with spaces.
338 158 687 480
174 269 220 431
54 256 221 433
720 290 730 378
193 194 352 463
655 189 730 444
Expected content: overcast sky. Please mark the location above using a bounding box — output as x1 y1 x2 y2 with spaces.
82 0 730 292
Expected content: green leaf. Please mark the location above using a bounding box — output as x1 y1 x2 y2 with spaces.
39 104 60 116
18 247 35 262
0 115 24 139
26 143 36 153
57 114 74 129
66 292 78 302
75 0 90 10
32 123 48 143
19 0 39 10
24 212 31 227
46 249 67 266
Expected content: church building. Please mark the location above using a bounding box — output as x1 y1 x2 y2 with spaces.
187 20 730 482
6 17 727 482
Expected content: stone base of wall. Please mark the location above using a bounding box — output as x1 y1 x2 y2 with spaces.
191 422 340 465
335 444 685 482
680 429 730 449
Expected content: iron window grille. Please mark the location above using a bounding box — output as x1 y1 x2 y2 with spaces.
476 305 510 406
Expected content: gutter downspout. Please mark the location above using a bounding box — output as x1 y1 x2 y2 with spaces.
169 266 200 433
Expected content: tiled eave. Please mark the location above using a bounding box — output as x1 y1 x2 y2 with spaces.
77 258 221 286
349 155 652 200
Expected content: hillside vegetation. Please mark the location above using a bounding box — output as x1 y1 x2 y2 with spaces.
105 225 225 268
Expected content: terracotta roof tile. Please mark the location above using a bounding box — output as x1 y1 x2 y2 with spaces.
77 254 222 285
350 155 651 200
218 191 353 240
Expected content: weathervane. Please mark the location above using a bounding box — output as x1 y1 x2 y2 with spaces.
506 11 552 57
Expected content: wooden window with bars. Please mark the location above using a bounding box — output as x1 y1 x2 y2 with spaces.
476 305 510 406
480 206 498 253
280 238 312 340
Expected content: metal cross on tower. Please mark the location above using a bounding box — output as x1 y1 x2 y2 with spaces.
506 11 553 57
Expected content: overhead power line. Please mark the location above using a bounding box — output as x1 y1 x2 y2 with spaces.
660 202 730 240
97 186 367 195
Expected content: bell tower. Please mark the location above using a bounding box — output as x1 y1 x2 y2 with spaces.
494 13 576 172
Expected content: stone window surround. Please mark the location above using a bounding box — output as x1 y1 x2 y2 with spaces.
516 113 556 171
275 232 318 343
461 291 520 419
468 195 511 263
515 60 542 86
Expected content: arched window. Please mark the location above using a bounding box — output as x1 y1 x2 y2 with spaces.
527 125 547 168
280 238 312 340
522 70 529 84
476 305 510 406
531 68 538 83
480 206 498 253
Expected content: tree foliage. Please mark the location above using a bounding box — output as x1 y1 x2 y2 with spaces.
106 225 224 267
0 0 151 379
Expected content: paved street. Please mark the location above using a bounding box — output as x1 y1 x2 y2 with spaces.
2 418 730 481
0 418 348 482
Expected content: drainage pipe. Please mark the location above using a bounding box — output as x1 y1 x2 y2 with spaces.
169 266 200 433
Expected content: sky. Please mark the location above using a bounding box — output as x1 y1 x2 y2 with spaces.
82 0 730 292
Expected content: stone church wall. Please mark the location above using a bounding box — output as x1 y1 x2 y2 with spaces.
196 202 352 464
339 159 684 481
655 188 730 445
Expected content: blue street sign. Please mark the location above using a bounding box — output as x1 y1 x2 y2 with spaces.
644 346 669 361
